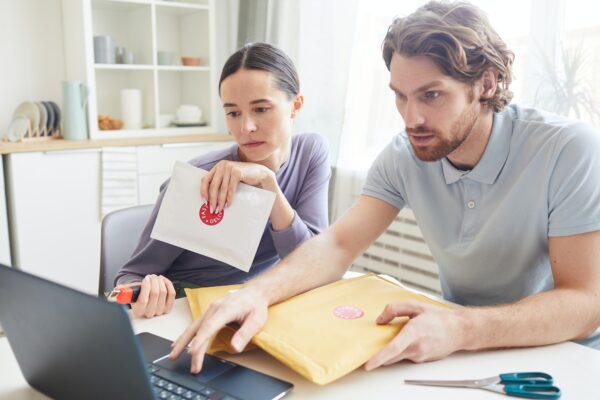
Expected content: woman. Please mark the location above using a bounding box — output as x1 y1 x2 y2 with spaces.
114 43 330 318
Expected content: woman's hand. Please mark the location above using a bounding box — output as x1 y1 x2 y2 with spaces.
201 160 277 214
118 275 177 319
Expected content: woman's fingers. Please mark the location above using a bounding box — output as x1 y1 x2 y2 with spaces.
163 276 177 315
215 167 231 214
203 161 273 211
131 277 151 318
200 168 216 200
145 275 160 318
226 169 242 208
208 173 223 214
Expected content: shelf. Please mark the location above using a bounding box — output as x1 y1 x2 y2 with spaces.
92 0 151 13
92 0 153 65
155 1 209 14
95 64 154 70
95 69 156 130
157 71 211 126
71 0 216 139
157 65 209 72
93 126 217 139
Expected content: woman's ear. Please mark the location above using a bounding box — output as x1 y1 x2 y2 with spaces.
291 95 304 118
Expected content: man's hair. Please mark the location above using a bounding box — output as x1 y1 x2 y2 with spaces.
382 1 515 112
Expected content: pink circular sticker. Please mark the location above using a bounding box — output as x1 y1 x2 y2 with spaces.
199 202 224 226
333 305 364 320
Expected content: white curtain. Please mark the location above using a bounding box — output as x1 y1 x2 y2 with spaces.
229 1 600 222
331 0 600 222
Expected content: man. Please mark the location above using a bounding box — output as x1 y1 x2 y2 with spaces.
170 1 600 373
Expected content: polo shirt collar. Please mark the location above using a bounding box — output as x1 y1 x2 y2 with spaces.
442 109 513 185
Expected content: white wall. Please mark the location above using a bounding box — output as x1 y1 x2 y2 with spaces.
0 0 67 132
0 0 238 136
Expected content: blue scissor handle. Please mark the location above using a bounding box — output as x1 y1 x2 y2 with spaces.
503 384 561 399
500 372 554 385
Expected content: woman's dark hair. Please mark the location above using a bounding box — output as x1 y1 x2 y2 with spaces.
219 42 300 100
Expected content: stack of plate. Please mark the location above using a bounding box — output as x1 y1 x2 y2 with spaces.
5 101 62 142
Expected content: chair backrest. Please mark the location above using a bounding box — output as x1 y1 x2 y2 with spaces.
98 205 154 296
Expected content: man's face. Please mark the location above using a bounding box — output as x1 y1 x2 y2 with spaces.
389 53 481 162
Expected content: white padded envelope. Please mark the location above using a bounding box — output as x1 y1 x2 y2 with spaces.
151 162 276 272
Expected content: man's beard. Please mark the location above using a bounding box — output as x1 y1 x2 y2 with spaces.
407 100 479 162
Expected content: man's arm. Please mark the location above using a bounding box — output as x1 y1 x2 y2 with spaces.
365 230 600 369
171 195 400 372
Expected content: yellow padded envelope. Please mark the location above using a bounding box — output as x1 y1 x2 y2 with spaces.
185 274 449 385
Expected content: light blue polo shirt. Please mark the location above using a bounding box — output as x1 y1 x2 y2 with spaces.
362 104 600 344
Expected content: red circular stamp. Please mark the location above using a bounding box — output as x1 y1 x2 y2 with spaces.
199 202 224 226
333 305 364 320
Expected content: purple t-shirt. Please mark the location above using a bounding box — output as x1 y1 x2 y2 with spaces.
115 133 330 287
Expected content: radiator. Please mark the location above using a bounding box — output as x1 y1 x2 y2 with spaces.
351 208 441 296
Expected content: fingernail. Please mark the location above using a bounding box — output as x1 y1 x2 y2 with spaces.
232 338 243 352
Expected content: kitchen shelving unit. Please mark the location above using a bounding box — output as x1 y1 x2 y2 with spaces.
62 0 217 139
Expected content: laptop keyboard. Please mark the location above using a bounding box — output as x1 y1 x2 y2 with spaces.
147 364 238 400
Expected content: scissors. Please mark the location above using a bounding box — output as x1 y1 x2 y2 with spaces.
405 371 561 399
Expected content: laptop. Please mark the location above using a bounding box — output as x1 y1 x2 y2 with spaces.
0 264 293 400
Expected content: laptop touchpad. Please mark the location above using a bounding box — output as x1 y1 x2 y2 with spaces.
155 352 236 383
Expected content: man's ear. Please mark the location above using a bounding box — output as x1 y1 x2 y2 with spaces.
480 68 499 101
291 95 304 118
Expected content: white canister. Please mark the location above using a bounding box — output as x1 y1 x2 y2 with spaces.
120 89 142 129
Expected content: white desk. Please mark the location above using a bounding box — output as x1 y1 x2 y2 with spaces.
1 298 598 399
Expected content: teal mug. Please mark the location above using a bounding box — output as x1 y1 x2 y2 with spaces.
62 81 89 140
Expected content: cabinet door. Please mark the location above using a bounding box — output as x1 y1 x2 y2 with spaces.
5 150 101 294
137 142 231 204
0 160 10 265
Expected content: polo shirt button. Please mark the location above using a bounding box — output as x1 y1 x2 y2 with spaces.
467 200 476 209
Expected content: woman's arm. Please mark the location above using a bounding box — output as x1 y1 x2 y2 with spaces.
267 136 331 257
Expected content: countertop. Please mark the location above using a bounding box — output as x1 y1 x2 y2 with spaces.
0 133 234 154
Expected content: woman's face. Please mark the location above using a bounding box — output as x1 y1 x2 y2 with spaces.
220 68 302 169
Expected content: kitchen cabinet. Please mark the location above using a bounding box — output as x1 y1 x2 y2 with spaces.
0 161 11 265
4 149 102 294
3 140 231 294
62 0 217 140
136 142 230 204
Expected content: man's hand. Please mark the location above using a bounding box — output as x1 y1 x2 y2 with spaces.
169 286 269 373
364 301 467 370
201 160 276 214
122 275 176 319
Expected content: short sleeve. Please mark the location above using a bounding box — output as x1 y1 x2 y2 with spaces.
361 139 407 210
548 126 600 236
